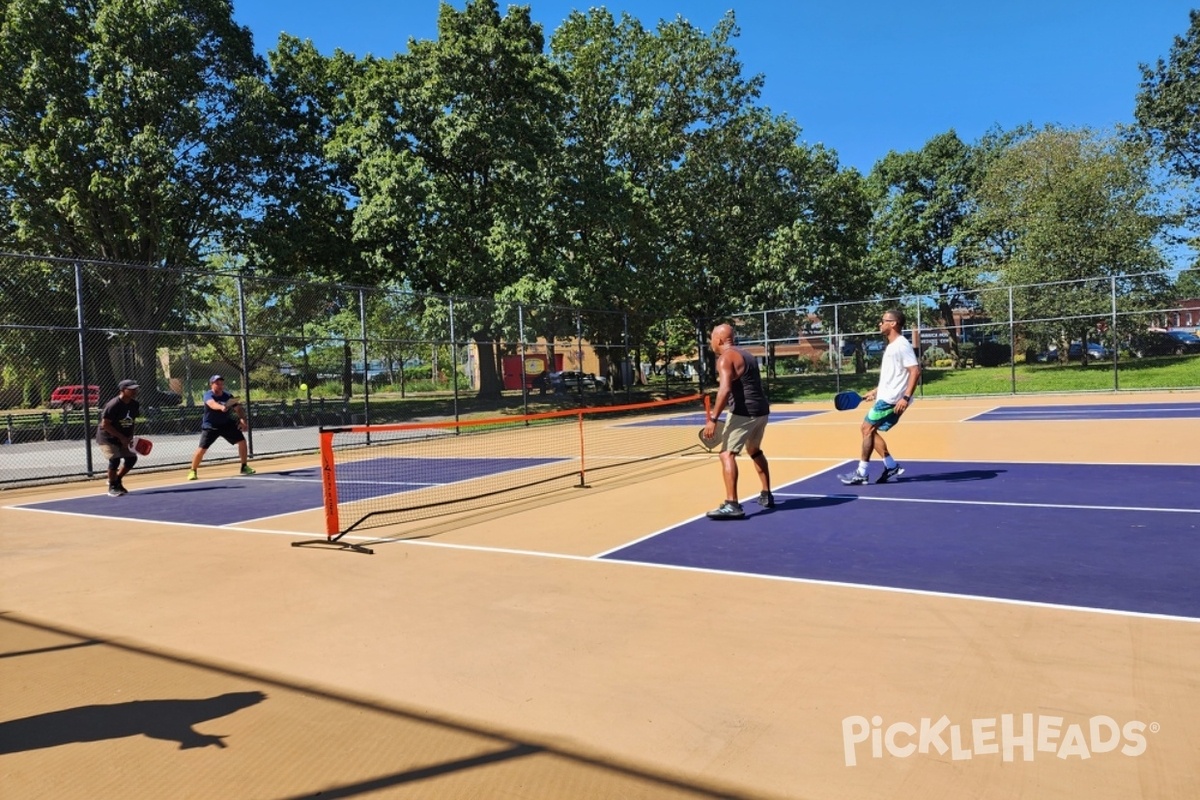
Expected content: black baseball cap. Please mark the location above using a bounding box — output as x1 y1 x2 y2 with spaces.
118 379 139 391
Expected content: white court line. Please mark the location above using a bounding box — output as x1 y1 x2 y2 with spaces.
980 405 1200 414
773 492 1200 514
821 455 1197 467
964 406 1200 422
248 474 440 488
228 475 321 483
5 505 299 534
9 474 1198 625
349 536 1200 625
595 456 1198 557
11 503 1198 624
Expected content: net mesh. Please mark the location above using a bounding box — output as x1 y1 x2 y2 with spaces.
319 393 705 536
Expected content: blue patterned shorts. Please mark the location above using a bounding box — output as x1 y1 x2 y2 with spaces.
864 400 901 432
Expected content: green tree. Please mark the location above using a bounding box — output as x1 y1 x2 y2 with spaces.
1175 266 1200 298
362 286 429 396
747 162 873 374
1133 9 1200 277
244 35 381 283
970 127 1171 362
1134 10 1200 209
867 132 983 367
340 0 568 399
0 0 268 393
551 10 863 379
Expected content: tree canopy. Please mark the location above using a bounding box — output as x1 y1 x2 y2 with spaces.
1 0 1195 397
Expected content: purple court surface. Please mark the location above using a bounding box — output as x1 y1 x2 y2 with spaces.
15 451 1199 620
968 401 1200 421
14 457 563 526
603 461 1200 620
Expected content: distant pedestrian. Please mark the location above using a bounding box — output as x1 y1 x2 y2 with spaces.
703 323 773 519
839 309 920 485
96 379 141 496
187 375 255 480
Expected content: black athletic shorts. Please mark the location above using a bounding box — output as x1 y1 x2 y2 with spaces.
198 424 244 449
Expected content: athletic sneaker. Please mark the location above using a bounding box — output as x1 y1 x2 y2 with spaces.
758 490 775 509
876 465 904 484
107 484 122 497
240 464 256 475
187 469 198 481
114 481 128 496
839 472 869 486
706 500 745 520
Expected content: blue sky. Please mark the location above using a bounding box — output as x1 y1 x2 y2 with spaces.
230 1 1194 175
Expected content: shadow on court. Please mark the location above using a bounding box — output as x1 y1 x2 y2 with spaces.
892 468 1007 483
770 494 857 511
0 691 267 753
0 614 751 799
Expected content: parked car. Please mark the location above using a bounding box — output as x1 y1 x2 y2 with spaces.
549 370 608 392
1068 341 1110 360
1036 341 1110 362
48 384 99 411
1127 329 1200 358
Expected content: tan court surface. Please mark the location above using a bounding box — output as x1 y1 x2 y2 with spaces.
2 392 1199 799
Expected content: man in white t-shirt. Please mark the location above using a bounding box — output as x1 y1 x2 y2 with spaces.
839 309 921 485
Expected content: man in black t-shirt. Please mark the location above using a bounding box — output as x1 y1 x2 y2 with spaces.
96 379 141 497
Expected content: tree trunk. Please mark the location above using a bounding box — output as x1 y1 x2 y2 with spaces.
474 336 502 401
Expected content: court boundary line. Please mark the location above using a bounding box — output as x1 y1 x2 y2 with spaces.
8 493 1199 625
4 505 324 538
774 491 1200 514
826 456 1200 467
964 403 1200 422
342 536 1200 625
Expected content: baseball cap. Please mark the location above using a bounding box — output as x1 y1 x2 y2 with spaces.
118 379 139 391
209 374 224 383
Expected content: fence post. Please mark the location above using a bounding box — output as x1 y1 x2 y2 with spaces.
518 303 529 414
449 297 460 424
74 261 94 476
1008 286 1017 394
236 273 253 455
1111 276 1119 391
915 299 923 398
622 311 631 402
833 302 841 393
575 312 585 400
359 288 371 432
761 309 770 396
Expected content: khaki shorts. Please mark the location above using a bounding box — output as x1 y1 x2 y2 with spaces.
97 441 134 459
724 413 768 454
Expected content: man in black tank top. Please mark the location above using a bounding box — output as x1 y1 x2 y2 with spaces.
702 323 773 519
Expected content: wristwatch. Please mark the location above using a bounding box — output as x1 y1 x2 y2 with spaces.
902 395 912 402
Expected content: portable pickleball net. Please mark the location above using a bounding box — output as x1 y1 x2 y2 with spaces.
295 393 705 552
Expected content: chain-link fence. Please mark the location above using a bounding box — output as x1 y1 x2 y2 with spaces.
2 253 1197 486
730 267 1199 397
0 254 707 485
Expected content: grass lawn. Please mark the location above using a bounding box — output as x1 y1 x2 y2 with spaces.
764 354 1200 402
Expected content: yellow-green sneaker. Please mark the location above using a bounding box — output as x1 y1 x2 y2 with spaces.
240 464 256 475
186 469 198 481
